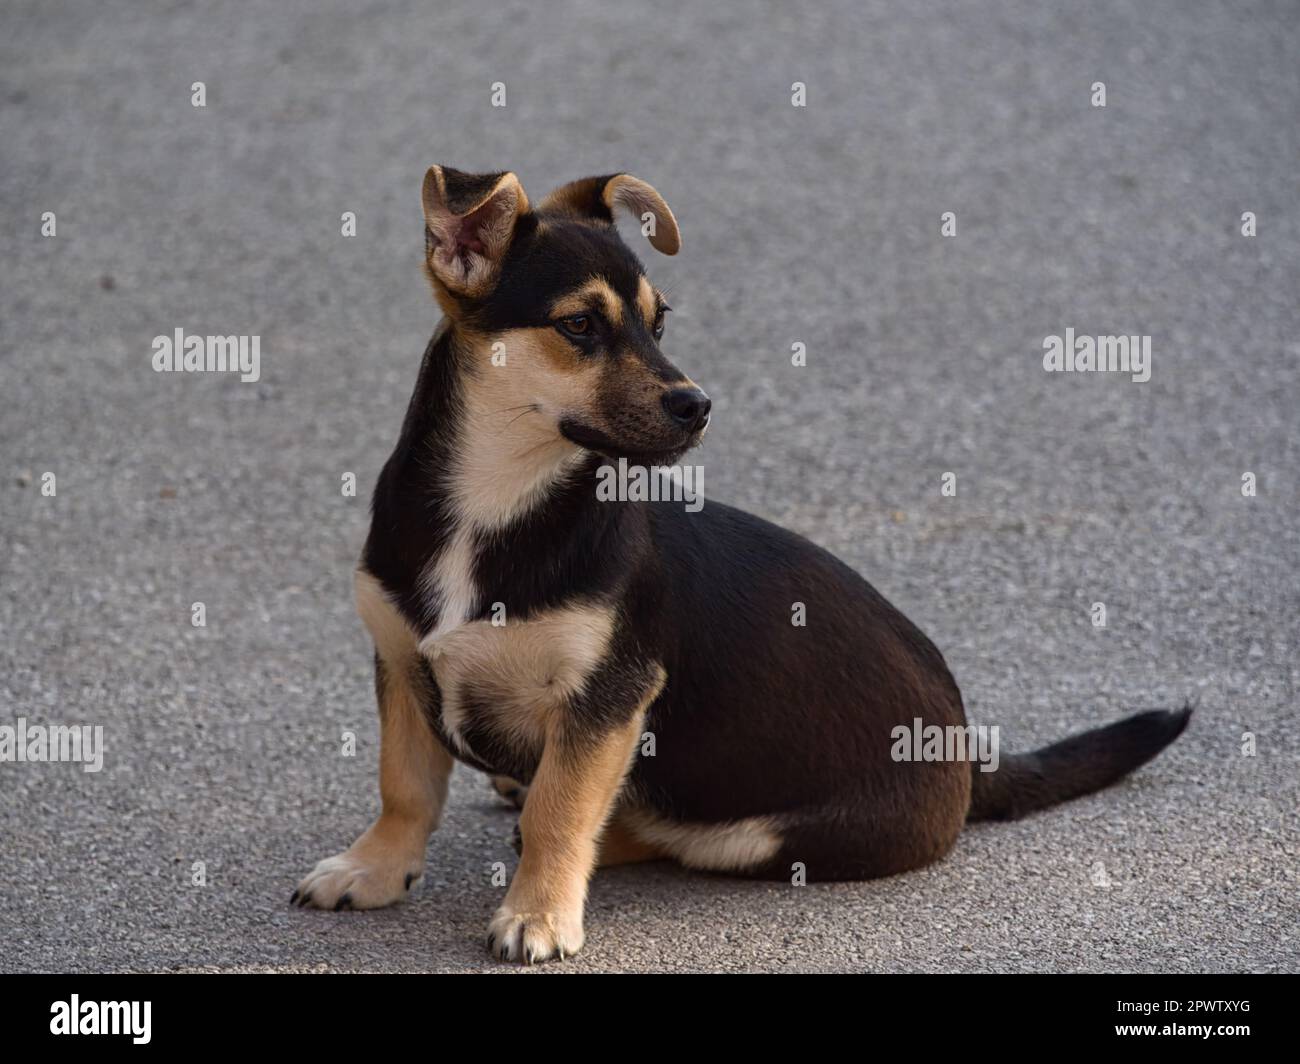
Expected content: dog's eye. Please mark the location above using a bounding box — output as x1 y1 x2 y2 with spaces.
652 305 669 340
557 315 591 337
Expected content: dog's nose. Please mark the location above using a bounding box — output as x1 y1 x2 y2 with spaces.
662 387 712 431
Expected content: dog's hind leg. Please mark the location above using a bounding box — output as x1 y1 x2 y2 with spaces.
509 806 658 867
732 763 970 882
596 810 664 867
293 572 454 911
491 775 529 810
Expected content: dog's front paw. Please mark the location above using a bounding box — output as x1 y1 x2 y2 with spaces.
292 849 422 912
486 903 584 964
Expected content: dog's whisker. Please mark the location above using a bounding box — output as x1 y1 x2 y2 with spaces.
512 435 562 462
505 406 541 428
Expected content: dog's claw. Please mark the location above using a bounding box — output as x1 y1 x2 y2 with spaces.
334 893 353 912
289 890 299 905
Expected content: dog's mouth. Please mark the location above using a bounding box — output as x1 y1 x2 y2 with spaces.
559 419 701 465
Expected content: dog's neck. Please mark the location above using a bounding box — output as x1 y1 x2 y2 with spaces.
385 321 637 642
420 321 589 532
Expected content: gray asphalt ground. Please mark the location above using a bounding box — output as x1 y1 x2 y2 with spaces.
1 0 1297 974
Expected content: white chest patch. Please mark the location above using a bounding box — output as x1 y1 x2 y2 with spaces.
417 525 479 653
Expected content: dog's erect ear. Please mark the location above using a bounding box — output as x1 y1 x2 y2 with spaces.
540 174 680 255
422 166 529 295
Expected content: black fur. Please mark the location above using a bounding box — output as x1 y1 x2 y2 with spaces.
967 705 1194 822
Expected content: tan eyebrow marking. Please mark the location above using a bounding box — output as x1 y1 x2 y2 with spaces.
550 278 622 326
636 276 659 327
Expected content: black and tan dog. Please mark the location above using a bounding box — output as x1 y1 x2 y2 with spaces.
293 166 1191 963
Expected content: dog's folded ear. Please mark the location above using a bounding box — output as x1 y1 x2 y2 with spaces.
422 166 529 296
540 174 680 255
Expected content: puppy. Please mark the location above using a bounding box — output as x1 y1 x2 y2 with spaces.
293 166 1191 963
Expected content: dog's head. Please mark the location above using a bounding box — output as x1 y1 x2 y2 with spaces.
422 166 709 464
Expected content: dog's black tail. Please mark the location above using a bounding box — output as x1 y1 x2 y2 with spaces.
967 704 1193 822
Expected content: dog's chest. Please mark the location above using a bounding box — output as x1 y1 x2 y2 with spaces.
425 604 615 765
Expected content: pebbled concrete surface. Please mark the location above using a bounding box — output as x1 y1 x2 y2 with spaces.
0 0 1296 973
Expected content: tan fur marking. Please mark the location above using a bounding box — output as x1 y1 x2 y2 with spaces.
502 322 586 375
356 572 455 834
550 277 623 326
438 328 596 534
294 572 454 910
492 774 528 809
430 601 616 756
355 569 417 663
636 276 658 327
597 810 665 867
617 807 783 873
537 175 607 217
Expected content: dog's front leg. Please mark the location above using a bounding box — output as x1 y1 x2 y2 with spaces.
294 654 452 910
487 668 662 963
294 572 454 911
